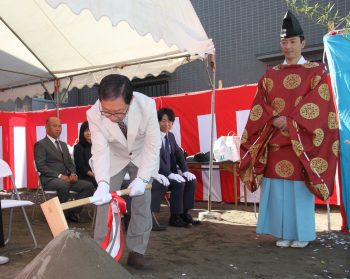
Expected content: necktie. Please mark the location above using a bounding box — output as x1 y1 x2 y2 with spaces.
118 121 128 139
55 140 63 157
164 135 171 168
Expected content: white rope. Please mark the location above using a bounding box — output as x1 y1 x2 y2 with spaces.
295 122 329 195
326 200 332 233
295 122 332 233
254 201 257 219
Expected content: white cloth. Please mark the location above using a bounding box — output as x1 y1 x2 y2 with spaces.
283 56 307 65
154 173 170 186
168 173 185 183
87 92 162 184
128 177 146 197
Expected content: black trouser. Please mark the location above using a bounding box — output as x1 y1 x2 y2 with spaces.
44 178 95 213
150 180 168 213
151 178 196 215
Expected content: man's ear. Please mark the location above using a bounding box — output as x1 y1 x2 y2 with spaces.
301 39 306 49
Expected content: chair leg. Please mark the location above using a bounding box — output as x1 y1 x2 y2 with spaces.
31 184 47 220
5 208 14 245
5 207 38 251
164 193 171 207
152 212 161 226
91 206 97 230
31 188 40 220
20 206 38 250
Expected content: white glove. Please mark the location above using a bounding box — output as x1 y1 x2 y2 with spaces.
93 181 111 205
168 173 186 183
128 177 146 197
154 173 170 186
183 171 196 181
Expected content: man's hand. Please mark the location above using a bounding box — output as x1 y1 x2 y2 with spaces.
154 173 170 186
272 116 288 131
92 181 111 205
69 173 78 183
128 177 146 197
59 175 70 183
168 173 186 183
183 171 196 181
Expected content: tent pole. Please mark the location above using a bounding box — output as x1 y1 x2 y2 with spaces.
54 80 60 117
40 81 57 112
198 54 221 221
207 56 216 213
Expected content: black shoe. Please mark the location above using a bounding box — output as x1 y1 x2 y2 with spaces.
77 216 88 223
152 223 167 231
66 213 79 223
127 251 152 270
181 213 201 226
169 215 190 228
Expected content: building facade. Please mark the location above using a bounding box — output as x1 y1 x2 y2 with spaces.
171 0 349 94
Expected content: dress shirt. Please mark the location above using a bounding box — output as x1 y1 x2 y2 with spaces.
160 132 171 154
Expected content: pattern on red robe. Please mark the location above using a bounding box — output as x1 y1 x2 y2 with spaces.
239 62 339 200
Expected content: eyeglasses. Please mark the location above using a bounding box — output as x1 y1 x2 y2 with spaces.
99 103 129 118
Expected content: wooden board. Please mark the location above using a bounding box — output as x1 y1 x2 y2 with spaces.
40 197 68 237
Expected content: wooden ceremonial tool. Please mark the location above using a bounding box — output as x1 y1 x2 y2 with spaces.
41 184 152 238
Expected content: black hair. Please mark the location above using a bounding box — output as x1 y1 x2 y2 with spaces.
98 74 133 104
157 107 175 123
78 121 90 146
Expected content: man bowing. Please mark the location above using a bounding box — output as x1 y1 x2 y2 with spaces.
87 74 161 269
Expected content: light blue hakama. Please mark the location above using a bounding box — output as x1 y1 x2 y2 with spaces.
256 178 315 241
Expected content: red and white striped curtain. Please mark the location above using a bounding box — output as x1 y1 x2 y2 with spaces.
0 84 341 205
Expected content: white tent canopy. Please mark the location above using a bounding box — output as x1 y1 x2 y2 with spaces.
0 0 214 102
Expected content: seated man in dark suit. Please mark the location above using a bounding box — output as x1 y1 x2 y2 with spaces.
123 172 170 232
152 108 199 228
34 117 95 222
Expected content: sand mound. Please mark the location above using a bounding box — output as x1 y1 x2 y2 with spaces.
15 229 133 279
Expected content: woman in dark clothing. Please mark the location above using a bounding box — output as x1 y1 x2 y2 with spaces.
74 121 97 188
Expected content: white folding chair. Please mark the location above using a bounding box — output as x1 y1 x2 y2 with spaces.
0 159 38 251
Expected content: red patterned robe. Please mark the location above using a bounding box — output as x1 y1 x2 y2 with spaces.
240 62 339 200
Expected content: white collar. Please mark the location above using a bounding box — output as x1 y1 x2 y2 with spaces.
283 56 307 65
47 134 59 144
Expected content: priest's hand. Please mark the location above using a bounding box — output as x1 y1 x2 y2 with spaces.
272 116 288 131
